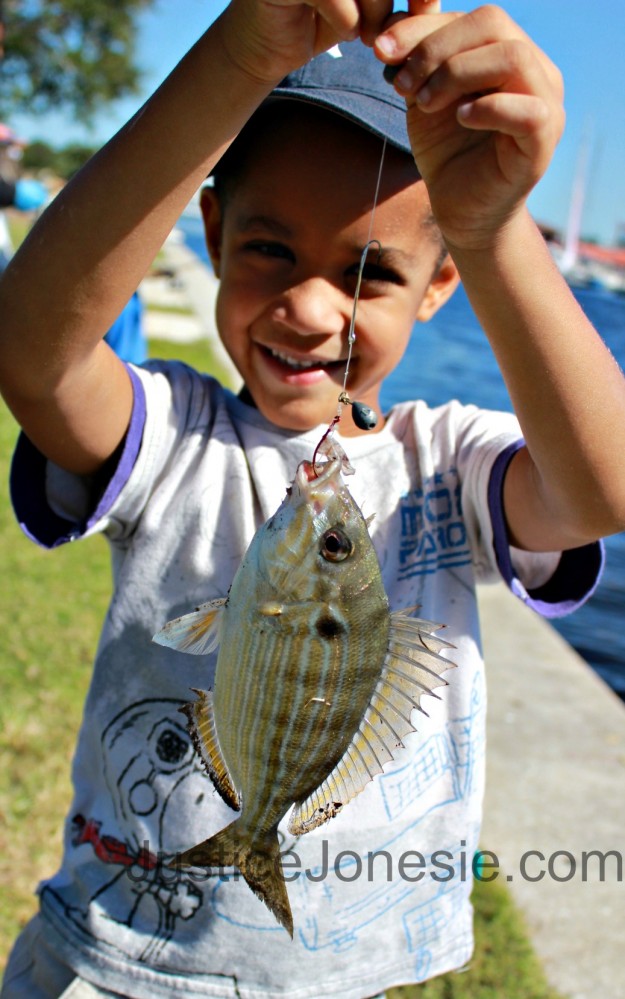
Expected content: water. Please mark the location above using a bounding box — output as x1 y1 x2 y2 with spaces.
179 215 625 697
380 283 625 698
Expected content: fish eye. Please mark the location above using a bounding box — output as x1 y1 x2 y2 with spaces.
320 529 352 562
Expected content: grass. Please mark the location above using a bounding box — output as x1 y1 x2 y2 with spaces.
146 302 196 316
0 340 561 997
388 877 562 998
0 401 112 957
6 214 31 249
147 335 235 387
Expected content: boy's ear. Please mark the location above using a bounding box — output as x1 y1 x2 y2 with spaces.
416 253 460 322
199 186 223 278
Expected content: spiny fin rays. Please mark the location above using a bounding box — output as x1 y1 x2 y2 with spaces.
288 611 455 837
152 598 226 655
180 689 241 812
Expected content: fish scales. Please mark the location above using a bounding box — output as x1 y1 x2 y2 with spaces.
215 575 388 830
154 457 455 936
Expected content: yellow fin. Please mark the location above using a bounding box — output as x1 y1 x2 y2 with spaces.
181 688 241 812
288 611 455 837
287 721 388 836
153 598 226 655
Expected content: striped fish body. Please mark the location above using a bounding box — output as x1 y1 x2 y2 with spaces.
154 458 455 935
212 461 390 836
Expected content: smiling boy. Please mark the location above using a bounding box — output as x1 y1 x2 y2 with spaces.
204 99 453 433
1 1 625 997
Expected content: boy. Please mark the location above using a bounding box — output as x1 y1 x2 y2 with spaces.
1 1 624 996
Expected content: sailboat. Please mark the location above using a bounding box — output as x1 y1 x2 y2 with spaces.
550 133 595 287
551 131 625 293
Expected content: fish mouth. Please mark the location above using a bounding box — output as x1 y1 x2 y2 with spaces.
294 458 342 504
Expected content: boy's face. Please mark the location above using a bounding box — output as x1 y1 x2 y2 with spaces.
203 106 457 435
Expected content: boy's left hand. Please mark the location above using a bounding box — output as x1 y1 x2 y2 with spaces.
375 4 565 251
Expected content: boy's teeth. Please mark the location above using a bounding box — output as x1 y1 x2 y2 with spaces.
270 348 324 369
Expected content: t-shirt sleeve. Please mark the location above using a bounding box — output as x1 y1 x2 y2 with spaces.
452 403 603 619
486 439 603 618
10 361 211 548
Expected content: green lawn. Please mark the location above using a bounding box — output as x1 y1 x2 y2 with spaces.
0 340 561 997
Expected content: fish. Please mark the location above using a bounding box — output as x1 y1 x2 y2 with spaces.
153 457 455 936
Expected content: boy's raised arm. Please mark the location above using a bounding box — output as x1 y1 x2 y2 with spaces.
0 0 393 475
376 6 625 552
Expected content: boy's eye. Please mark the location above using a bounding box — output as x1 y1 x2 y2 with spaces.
243 240 295 262
346 262 403 286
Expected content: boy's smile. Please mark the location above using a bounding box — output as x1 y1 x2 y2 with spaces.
202 105 457 435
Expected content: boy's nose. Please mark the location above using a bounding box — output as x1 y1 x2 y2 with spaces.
271 278 347 338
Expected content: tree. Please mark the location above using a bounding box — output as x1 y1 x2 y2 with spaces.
54 142 99 180
20 139 57 173
0 0 154 122
21 139 98 180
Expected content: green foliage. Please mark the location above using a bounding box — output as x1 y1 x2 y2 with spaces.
52 143 98 180
21 139 97 180
18 140 55 173
0 0 153 121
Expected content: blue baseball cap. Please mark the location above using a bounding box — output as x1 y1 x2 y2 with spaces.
268 40 413 159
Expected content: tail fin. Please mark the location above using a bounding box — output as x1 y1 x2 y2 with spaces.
174 821 293 937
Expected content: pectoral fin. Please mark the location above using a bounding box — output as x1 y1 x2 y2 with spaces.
153 598 226 655
288 611 455 836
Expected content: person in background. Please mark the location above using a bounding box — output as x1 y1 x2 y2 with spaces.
1 121 146 362
0 123 47 271
104 290 148 366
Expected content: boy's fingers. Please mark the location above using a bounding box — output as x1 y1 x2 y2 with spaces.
458 91 562 143
399 41 552 110
374 11 460 67
358 0 396 44
306 0 361 41
457 92 563 174
376 7 560 107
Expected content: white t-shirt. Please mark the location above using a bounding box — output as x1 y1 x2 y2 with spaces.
10 361 602 998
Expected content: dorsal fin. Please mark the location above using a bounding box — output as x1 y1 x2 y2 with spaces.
181 688 241 812
153 598 226 655
288 611 455 836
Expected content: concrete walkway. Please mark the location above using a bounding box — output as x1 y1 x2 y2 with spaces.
141 229 242 389
142 231 625 999
480 585 625 999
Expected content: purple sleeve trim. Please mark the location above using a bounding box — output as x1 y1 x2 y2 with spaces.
487 441 604 619
10 364 146 549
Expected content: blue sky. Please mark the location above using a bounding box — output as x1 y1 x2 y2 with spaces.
10 0 625 243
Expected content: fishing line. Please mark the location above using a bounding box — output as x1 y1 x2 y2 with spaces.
312 132 390 471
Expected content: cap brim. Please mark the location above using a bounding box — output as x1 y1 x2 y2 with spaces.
268 86 413 158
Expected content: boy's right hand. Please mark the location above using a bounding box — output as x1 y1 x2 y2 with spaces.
219 0 423 83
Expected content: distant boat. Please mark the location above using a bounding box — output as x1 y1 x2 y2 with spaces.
550 133 596 287
550 131 625 294
559 134 590 278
